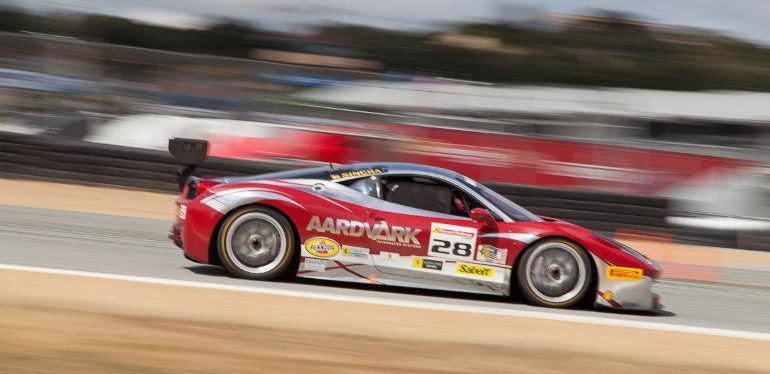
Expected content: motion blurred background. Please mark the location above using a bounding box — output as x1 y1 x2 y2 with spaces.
2 0 770 252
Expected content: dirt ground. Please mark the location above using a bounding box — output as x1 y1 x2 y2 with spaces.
0 270 768 374
0 179 176 220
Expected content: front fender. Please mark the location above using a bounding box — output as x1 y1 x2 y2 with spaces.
591 253 661 311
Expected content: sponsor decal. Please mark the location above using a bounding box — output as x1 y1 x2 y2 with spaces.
455 263 494 278
428 223 478 260
378 251 400 262
342 246 370 259
306 216 422 248
330 168 384 180
304 237 340 257
304 258 327 272
412 257 443 271
341 245 371 264
177 204 187 220
432 226 474 239
606 266 643 281
475 245 507 265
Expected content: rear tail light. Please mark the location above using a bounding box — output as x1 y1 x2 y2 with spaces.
184 179 198 199
185 178 221 199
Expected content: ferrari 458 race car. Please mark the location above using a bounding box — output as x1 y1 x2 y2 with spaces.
168 138 662 310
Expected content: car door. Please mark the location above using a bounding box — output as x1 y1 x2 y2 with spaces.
365 176 507 293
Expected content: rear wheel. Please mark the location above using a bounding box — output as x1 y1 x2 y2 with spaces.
516 239 593 308
217 206 295 280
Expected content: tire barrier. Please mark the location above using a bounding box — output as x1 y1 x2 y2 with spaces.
487 183 668 231
1 131 768 251
0 132 288 191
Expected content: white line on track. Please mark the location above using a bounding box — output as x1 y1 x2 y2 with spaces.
2 263 770 342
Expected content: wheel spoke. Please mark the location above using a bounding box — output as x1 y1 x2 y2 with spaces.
524 241 588 304
224 212 288 275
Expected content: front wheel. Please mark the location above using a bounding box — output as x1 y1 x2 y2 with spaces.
516 239 593 308
217 206 296 280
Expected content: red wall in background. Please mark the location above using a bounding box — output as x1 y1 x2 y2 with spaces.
206 122 751 195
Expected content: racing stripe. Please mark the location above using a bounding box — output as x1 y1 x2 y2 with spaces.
480 232 539 244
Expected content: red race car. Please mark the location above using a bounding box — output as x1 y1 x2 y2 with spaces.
169 138 662 311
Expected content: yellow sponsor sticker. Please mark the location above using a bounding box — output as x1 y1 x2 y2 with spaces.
606 266 643 281
304 237 340 257
330 168 383 180
455 263 494 278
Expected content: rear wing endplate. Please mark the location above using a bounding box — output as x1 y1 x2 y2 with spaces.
168 138 208 191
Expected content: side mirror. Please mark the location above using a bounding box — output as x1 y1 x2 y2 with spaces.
470 207 495 226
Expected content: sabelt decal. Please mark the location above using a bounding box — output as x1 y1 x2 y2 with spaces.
606 266 643 281
455 263 494 278
475 245 507 265
412 257 443 271
306 216 422 248
428 223 478 260
304 258 327 272
304 237 341 257
330 168 384 180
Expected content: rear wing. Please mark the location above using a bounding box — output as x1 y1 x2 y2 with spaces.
168 138 208 191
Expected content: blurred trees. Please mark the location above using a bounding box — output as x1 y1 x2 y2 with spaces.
1 4 770 91
198 21 260 58
318 13 770 91
77 15 259 57
0 2 25 32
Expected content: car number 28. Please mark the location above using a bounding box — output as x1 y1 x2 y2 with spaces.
430 239 472 257
427 223 478 261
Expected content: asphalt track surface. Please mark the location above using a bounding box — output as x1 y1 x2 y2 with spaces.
2 204 770 336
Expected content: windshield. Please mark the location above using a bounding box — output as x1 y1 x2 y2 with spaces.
458 176 542 222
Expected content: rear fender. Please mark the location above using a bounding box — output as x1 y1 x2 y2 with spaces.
200 188 307 216
199 184 358 265
207 202 302 269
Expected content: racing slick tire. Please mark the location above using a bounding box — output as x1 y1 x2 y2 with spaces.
516 239 593 308
217 206 296 280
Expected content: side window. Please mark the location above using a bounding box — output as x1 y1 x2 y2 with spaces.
342 175 488 218
347 176 383 199
381 177 479 217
